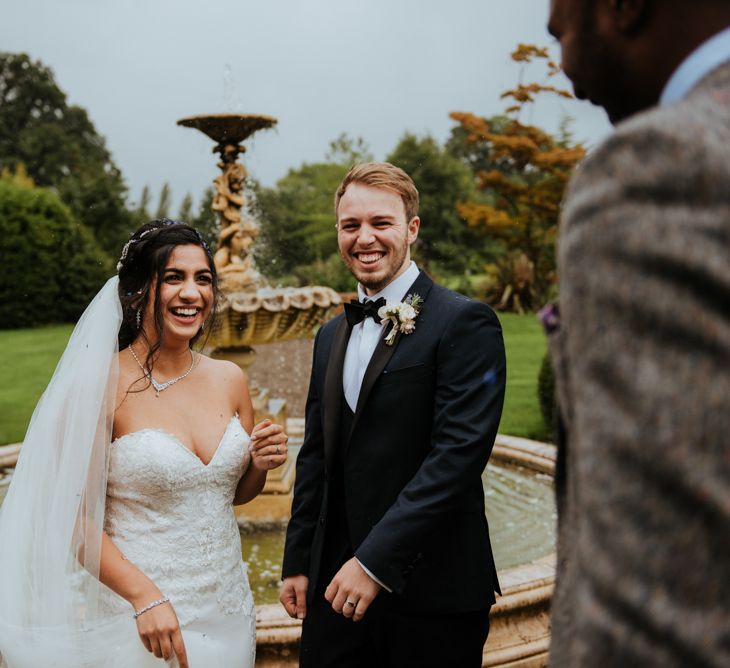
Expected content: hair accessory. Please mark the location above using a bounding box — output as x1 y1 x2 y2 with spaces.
133 596 170 619
116 239 133 272
195 231 212 255
117 220 209 272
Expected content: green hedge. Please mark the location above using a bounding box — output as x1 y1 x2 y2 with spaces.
0 180 112 328
537 351 555 440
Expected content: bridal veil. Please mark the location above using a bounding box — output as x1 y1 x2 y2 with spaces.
0 277 142 667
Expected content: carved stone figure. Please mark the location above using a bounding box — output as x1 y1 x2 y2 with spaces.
214 218 260 292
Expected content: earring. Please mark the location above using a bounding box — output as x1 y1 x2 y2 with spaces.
136 309 141 329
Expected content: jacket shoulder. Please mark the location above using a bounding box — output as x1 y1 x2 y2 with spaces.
315 312 346 346
428 283 499 323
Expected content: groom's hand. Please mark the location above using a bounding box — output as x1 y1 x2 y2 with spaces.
325 557 381 622
280 575 309 620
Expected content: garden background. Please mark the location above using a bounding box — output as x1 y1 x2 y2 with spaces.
0 1 611 445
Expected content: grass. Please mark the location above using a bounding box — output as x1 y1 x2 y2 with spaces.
497 313 549 441
0 314 548 444
0 324 74 444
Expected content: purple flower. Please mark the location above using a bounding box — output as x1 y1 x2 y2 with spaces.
538 302 560 334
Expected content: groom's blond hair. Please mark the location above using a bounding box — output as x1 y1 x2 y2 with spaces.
335 162 419 222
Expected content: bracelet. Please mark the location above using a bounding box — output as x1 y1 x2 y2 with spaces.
133 596 170 619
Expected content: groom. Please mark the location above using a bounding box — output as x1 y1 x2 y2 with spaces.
280 162 506 667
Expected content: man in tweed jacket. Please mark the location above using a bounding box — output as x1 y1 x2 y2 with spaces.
547 1 730 665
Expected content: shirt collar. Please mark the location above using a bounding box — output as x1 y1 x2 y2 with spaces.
661 26 730 106
357 261 420 306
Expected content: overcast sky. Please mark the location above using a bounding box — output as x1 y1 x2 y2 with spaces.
2 0 611 210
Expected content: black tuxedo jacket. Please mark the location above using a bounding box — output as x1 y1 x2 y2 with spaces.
282 272 506 613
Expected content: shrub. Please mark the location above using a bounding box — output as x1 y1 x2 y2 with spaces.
0 180 112 328
537 351 556 441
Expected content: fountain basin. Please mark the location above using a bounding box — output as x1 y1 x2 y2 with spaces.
0 434 556 667
210 287 341 348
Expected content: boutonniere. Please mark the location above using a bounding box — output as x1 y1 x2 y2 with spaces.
378 293 423 346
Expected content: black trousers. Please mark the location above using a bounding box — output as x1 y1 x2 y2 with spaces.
299 590 491 668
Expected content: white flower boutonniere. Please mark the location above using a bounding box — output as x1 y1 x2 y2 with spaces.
378 293 423 346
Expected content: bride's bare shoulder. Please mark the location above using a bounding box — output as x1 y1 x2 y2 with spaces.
196 354 248 388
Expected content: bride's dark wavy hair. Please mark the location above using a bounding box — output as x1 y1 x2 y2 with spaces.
116 219 218 375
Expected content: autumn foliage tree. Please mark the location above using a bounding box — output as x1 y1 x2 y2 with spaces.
449 44 585 312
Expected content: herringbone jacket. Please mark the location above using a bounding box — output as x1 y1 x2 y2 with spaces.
549 61 730 666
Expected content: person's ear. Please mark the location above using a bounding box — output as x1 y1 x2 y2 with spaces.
407 216 420 244
610 0 649 34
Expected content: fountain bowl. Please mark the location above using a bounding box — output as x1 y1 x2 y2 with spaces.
210 286 341 348
177 113 277 145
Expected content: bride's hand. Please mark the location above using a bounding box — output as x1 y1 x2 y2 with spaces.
250 419 288 472
134 597 188 668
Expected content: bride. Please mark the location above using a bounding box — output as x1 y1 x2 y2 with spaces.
0 219 288 668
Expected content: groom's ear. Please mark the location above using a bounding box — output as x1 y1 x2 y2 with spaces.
609 0 649 35
407 216 420 245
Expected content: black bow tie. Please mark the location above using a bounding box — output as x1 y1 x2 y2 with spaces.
344 297 386 326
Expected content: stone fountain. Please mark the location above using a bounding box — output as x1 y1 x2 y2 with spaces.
177 113 340 521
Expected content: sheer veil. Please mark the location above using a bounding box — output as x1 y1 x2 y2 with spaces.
0 276 141 667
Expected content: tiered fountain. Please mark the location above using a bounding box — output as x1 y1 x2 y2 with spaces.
177 113 341 522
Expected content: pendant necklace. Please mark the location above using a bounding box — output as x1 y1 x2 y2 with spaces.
129 346 196 397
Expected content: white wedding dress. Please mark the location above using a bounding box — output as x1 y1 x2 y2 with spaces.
101 415 256 667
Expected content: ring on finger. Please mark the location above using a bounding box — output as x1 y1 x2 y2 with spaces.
345 599 356 608
275 445 281 454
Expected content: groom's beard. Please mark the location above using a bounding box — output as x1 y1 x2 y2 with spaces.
341 233 410 294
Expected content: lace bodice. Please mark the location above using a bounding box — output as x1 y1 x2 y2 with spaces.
102 416 254 626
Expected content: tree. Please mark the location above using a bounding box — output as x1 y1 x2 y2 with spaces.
0 163 34 188
154 182 171 219
386 133 498 282
0 179 111 327
325 132 374 166
191 186 218 252
178 192 194 223
135 185 152 222
448 44 585 311
0 52 134 255
128 184 152 234
252 137 370 282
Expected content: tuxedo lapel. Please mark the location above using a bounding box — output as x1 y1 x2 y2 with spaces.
349 271 434 441
323 316 351 468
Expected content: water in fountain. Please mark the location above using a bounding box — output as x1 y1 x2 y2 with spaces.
223 63 243 113
240 461 556 605
0 461 555 608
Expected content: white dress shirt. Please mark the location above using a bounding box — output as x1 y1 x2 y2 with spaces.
661 26 730 106
341 260 420 592
342 261 420 412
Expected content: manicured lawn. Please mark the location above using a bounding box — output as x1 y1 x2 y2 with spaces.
497 313 549 441
0 324 74 444
0 314 548 444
